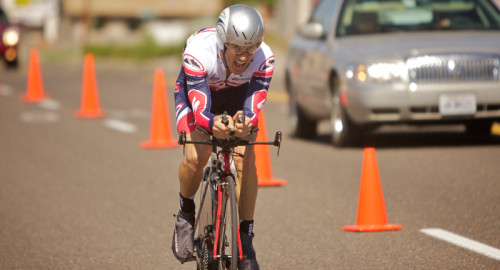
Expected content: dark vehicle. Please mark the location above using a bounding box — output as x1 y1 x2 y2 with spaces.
0 8 19 69
286 0 500 146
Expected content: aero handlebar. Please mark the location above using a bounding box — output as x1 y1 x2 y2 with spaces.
178 112 282 154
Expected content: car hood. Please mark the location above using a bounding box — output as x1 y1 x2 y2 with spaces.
335 31 500 64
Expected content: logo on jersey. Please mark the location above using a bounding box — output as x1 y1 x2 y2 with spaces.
176 103 184 114
187 90 210 129
195 27 216 35
183 54 205 76
256 56 275 77
260 56 275 72
251 90 267 115
188 90 207 116
256 79 270 87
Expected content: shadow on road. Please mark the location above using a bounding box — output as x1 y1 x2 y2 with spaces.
288 127 500 149
362 131 500 148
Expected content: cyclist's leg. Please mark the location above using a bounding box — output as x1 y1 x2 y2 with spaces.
233 133 257 221
173 130 211 263
233 135 260 270
179 131 211 198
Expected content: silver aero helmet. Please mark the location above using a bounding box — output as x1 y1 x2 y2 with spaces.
216 4 265 47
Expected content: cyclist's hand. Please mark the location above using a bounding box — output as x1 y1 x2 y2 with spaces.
213 114 234 139
233 111 253 138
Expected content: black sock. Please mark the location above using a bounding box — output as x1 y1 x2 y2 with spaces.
240 220 254 236
179 193 195 213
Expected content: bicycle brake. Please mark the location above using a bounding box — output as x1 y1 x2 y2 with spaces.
238 114 245 123
221 111 229 125
179 131 186 155
275 131 282 156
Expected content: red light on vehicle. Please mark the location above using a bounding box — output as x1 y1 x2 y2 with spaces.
5 47 16 61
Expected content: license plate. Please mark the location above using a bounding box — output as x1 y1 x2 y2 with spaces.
439 93 476 116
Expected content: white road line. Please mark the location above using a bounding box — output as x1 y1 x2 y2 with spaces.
20 111 60 123
104 118 137 134
38 98 61 110
421 228 500 261
0 84 13 96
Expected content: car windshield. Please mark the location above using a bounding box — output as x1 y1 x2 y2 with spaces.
336 0 500 36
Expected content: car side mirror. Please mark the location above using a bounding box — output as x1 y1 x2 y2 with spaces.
299 22 324 39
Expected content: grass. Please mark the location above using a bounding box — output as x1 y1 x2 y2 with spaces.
82 37 184 62
77 31 288 64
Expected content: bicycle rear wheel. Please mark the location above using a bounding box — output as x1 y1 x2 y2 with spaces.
196 170 212 240
196 169 216 270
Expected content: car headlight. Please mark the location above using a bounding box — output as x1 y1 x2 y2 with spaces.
3 28 19 46
346 62 408 83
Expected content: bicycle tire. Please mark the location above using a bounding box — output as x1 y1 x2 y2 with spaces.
216 183 228 270
196 169 216 270
226 175 238 270
213 175 238 270
196 175 211 238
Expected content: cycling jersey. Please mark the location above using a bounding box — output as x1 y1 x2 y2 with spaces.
174 27 274 134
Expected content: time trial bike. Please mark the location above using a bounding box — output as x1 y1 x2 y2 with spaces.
178 112 281 270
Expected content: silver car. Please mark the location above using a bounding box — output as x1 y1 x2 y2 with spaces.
285 0 500 146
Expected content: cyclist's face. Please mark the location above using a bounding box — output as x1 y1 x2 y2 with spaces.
224 43 260 75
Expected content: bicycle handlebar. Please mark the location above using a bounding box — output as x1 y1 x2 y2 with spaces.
178 129 282 149
178 111 282 154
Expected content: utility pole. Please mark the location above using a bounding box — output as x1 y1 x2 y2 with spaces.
81 0 91 44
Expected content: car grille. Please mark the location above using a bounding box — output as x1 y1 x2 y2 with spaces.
407 54 500 83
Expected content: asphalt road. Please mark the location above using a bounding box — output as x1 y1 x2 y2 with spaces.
1 60 499 269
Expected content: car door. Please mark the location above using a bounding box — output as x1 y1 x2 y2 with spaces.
292 0 339 119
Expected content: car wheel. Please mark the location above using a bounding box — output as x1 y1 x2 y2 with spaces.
288 90 317 138
6 59 18 69
330 90 363 146
465 121 492 135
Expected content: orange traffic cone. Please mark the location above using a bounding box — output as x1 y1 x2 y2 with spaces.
255 110 286 186
74 53 105 118
21 48 48 102
141 68 177 148
343 147 402 232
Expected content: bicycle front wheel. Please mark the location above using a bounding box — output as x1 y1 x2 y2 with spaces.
216 175 239 270
227 175 238 270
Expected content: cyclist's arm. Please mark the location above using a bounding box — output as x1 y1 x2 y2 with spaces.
183 53 216 133
186 81 214 132
243 55 275 128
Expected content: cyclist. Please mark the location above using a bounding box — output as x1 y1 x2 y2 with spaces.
171 4 274 270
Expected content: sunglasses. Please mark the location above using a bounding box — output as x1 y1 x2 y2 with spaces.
226 42 261 55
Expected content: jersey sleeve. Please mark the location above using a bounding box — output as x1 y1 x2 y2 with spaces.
182 45 216 132
244 54 275 128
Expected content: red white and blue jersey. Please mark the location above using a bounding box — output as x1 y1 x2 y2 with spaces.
174 27 274 134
